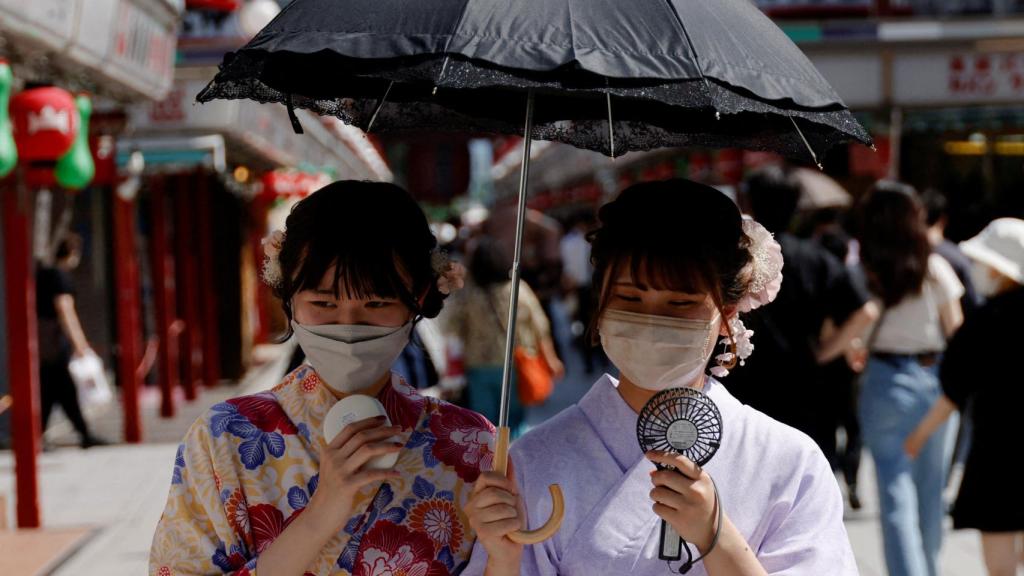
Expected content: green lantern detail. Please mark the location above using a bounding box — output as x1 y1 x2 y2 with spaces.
0 62 17 178
55 94 95 190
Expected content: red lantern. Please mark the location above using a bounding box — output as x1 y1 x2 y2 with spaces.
186 0 240 10
10 86 77 162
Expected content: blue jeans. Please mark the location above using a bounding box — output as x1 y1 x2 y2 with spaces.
859 356 957 576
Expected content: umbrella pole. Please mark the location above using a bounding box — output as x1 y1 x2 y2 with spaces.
495 90 535 438
493 89 565 545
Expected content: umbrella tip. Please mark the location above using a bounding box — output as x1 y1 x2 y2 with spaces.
432 86 439 96
715 111 721 121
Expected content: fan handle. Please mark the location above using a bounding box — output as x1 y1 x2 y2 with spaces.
493 426 565 544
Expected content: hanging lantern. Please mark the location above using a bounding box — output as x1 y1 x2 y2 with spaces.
10 86 77 162
54 94 95 190
0 61 16 178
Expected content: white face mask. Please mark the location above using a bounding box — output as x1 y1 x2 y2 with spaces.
599 309 719 391
291 321 412 393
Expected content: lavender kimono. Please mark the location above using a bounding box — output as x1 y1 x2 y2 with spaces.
465 375 857 575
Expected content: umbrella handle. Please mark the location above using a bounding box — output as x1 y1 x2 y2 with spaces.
493 426 565 545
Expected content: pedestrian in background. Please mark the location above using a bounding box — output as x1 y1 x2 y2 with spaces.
36 234 107 449
726 166 878 457
855 181 965 576
905 218 1024 576
560 209 601 374
444 237 563 438
816 219 868 510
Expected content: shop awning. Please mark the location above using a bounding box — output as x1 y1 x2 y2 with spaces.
0 0 182 102
127 73 391 181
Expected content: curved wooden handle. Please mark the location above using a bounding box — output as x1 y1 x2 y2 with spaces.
507 483 564 544
493 426 565 545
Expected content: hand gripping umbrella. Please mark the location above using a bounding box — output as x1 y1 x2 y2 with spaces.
198 0 871 545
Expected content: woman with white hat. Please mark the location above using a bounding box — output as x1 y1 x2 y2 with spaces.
905 217 1024 576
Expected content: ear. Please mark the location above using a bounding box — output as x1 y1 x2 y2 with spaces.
718 306 738 337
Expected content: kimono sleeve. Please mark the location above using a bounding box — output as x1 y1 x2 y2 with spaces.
756 441 858 576
150 418 259 576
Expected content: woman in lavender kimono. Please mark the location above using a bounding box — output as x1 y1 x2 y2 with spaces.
464 179 859 575
151 181 494 575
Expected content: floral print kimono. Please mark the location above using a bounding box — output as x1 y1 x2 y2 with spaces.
151 366 495 575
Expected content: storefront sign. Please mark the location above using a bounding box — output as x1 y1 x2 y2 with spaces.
0 0 180 101
894 51 1024 105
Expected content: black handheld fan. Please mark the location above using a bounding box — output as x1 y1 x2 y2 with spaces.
636 387 723 565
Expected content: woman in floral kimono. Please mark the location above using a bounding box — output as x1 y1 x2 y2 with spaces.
464 179 859 575
151 181 493 575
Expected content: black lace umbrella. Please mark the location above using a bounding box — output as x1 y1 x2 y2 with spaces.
197 0 871 545
199 0 869 160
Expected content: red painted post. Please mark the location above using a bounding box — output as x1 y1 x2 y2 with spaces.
174 174 202 400
2 178 41 528
196 173 220 387
148 179 179 418
113 187 143 444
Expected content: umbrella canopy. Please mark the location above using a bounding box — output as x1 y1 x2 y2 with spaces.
198 0 870 161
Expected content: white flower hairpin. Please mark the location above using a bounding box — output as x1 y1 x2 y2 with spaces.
261 229 286 288
710 219 784 378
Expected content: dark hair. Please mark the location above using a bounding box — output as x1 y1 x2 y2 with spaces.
273 181 446 334
920 187 947 227
744 165 801 234
469 237 510 287
55 233 82 262
586 179 753 341
855 180 931 307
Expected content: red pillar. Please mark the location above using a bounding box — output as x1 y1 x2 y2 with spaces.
113 188 143 444
149 179 179 418
196 173 220 387
2 179 41 528
174 174 202 400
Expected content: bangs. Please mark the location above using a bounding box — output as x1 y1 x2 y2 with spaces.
607 248 718 296
292 241 412 302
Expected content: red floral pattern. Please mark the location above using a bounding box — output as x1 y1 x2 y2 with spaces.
300 371 321 393
248 503 302 553
379 379 426 430
429 403 495 482
224 489 252 549
227 393 299 435
355 520 449 576
408 499 464 553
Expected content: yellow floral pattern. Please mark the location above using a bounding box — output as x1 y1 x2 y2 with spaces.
150 366 495 575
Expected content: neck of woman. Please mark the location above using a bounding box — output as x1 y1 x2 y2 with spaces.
617 372 706 414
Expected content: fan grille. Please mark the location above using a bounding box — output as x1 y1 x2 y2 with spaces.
636 387 722 467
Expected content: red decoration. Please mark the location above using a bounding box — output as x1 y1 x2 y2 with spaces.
186 0 240 10
10 86 77 162
260 170 329 199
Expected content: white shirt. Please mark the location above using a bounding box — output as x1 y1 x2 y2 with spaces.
560 230 592 287
872 253 965 354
